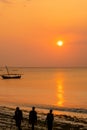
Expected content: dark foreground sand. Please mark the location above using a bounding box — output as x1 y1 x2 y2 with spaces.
0 106 87 130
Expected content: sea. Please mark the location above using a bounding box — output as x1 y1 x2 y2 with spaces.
0 67 87 118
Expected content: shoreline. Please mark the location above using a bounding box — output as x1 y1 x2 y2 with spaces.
0 106 87 129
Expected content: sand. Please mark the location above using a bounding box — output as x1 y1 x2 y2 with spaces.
0 106 87 130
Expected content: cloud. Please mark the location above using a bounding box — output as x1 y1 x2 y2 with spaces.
0 0 31 2
0 0 31 4
0 0 10 3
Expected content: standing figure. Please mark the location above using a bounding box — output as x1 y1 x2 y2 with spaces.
14 107 23 130
29 107 37 130
46 109 54 130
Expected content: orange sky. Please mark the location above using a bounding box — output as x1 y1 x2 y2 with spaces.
0 0 87 67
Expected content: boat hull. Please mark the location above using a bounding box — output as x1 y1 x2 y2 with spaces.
1 75 21 79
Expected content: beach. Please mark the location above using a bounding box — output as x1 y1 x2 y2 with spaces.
0 106 87 130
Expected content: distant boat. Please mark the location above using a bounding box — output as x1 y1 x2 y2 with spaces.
1 74 21 79
1 66 21 79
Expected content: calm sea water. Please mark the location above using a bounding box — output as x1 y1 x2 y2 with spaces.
0 67 87 116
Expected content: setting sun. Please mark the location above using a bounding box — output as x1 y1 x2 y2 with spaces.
57 41 63 46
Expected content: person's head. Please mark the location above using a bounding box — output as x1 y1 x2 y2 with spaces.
32 106 35 111
50 109 53 113
16 107 19 111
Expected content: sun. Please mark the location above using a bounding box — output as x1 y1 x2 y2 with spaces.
57 41 63 46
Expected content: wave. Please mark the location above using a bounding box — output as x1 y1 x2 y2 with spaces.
1 102 87 115
20 103 87 114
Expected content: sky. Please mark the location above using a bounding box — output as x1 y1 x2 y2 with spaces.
0 0 87 67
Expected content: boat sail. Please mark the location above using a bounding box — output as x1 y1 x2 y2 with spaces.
1 66 21 79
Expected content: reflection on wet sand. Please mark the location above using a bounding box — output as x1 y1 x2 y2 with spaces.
57 80 64 107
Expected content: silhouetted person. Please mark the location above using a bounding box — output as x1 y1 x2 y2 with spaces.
46 109 54 130
29 107 37 130
14 107 23 130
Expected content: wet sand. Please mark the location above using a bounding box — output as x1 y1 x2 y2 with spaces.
0 106 87 130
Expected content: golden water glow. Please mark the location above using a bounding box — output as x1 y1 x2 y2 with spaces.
57 80 64 107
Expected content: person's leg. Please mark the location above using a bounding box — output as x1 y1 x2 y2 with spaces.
18 124 21 130
18 121 22 130
32 123 34 130
48 125 50 130
48 125 52 130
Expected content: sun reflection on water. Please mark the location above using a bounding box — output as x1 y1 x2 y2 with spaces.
57 80 64 107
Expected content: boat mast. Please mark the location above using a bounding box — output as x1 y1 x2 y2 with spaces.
5 66 9 75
